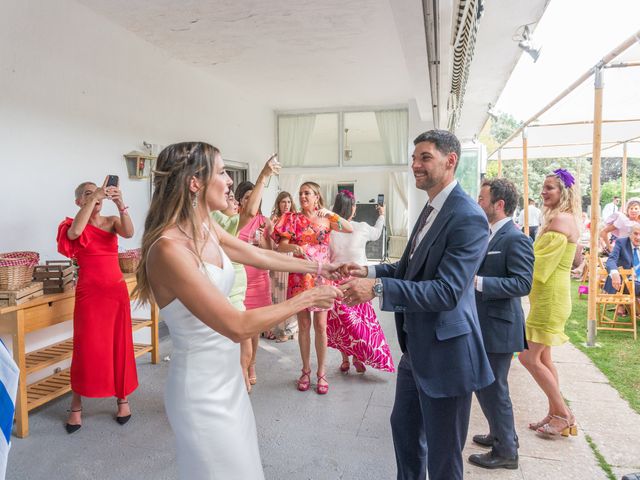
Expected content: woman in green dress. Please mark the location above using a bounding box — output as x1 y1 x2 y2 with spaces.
518 169 581 437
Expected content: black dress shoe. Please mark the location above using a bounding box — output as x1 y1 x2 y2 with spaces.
65 423 81 434
65 407 82 434
116 400 131 425
472 434 494 447
468 451 518 470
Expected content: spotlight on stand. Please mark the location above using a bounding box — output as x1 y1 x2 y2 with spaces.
517 24 541 63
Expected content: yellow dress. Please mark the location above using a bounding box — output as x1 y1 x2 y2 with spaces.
525 231 577 346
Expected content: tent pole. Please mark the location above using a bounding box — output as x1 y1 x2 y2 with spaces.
587 66 605 347
523 129 529 237
488 29 640 159
498 149 503 177
622 142 628 206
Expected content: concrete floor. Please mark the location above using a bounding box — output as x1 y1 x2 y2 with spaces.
6 302 640 479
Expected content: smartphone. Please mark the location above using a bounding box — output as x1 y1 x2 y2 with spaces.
377 194 384 206
106 175 119 187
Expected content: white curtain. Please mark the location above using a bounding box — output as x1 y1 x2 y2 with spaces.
376 110 409 236
375 110 408 165
278 115 316 167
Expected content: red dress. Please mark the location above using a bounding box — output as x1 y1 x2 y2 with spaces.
57 218 138 398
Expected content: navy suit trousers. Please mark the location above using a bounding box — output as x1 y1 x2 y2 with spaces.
474 352 518 457
391 353 471 480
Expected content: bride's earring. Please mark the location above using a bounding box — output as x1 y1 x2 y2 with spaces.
192 191 199 209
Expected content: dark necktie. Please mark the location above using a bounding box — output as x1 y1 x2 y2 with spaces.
410 203 434 256
633 247 640 278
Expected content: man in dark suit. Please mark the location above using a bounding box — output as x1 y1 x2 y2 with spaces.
468 178 534 470
341 130 494 480
604 222 640 294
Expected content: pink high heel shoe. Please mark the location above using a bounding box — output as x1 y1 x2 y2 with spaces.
316 373 329 395
297 369 311 392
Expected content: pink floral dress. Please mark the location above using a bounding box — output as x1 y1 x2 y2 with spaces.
273 212 332 311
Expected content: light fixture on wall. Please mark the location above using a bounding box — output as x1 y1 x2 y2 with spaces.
344 128 353 161
123 142 156 179
515 24 541 63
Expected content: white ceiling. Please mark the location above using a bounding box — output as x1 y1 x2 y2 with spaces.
76 0 549 140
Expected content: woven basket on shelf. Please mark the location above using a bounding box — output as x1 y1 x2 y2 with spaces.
118 249 141 273
0 251 40 290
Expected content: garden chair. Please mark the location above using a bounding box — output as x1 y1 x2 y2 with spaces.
596 267 637 340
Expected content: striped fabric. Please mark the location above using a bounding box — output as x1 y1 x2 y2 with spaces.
0 339 19 480
447 0 483 132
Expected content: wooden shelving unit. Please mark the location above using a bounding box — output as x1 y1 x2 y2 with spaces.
0 274 159 438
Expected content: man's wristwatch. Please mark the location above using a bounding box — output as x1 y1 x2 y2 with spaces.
372 278 383 297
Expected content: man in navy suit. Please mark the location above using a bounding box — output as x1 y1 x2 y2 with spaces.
341 130 494 480
468 178 534 470
605 222 640 294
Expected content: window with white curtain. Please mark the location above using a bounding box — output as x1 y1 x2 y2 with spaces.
277 113 339 167
277 109 408 167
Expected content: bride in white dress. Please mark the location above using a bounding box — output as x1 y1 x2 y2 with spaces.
135 142 342 480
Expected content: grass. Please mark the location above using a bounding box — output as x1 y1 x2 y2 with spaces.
566 279 640 414
584 434 617 480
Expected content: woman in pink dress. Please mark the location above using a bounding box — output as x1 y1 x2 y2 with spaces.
327 190 395 374
236 180 275 387
273 182 353 394
269 191 299 342
599 197 640 253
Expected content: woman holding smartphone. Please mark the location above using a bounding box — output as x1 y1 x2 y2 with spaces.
56 176 136 433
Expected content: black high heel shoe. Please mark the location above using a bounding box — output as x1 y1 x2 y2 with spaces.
116 400 131 425
65 407 82 434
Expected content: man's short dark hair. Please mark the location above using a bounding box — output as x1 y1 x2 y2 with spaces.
613 196 620 200
481 178 519 217
413 130 461 171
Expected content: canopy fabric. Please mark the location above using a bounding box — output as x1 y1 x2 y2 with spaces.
489 41 640 160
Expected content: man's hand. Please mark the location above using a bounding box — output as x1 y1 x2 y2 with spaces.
611 271 622 291
339 278 375 306
339 262 368 278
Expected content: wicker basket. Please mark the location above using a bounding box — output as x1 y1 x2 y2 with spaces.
119 249 141 273
0 251 40 290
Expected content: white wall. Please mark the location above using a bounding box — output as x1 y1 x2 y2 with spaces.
407 98 434 228
0 0 274 260
0 0 274 378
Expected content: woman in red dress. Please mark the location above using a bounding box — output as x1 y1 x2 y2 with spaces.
56 177 137 433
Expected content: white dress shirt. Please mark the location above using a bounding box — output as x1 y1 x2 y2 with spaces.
475 216 512 292
367 180 458 279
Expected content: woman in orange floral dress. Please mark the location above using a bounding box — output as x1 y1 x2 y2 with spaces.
273 182 352 394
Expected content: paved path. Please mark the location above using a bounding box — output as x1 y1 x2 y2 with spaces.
7 302 640 479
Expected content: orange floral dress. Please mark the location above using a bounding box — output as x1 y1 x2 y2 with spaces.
273 212 332 311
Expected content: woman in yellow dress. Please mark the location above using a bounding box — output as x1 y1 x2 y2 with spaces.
518 169 581 437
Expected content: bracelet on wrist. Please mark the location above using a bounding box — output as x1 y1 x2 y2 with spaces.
119 205 129 214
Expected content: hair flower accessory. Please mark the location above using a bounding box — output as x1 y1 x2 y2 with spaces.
553 168 575 189
339 189 355 200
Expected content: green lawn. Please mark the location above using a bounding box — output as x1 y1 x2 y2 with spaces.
566 280 640 414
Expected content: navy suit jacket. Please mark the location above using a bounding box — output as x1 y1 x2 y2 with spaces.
375 183 494 398
475 220 534 354
604 237 640 293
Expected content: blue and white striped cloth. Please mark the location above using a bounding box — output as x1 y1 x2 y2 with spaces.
0 339 19 480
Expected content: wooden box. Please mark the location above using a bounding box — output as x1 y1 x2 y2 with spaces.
0 282 44 307
33 261 76 294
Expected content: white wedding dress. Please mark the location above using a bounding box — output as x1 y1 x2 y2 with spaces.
160 246 265 480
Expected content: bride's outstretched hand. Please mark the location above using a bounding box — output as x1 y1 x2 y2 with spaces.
305 285 343 309
339 262 368 278
321 262 345 281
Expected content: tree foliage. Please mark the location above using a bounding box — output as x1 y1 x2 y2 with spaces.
480 111 640 211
